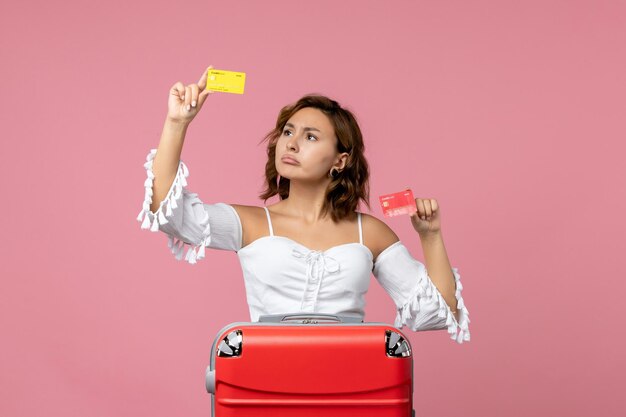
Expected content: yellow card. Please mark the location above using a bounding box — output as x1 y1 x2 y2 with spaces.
205 69 246 94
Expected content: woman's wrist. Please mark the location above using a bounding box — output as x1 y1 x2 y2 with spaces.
418 229 442 243
165 116 190 129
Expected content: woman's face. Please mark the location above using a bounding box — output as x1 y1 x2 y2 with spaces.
275 107 347 182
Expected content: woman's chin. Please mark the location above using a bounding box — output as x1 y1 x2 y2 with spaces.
277 169 325 183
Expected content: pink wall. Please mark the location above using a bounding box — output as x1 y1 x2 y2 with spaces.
1 0 624 415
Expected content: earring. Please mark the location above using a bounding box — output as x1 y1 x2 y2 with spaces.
329 168 340 179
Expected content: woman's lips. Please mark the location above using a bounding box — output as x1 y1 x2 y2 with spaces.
281 156 300 165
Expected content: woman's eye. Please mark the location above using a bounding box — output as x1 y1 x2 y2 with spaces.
282 130 316 141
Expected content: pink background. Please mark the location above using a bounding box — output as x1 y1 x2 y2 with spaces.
2 0 624 415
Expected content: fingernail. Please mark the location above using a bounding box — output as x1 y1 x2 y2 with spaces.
186 104 191 111
192 100 196 107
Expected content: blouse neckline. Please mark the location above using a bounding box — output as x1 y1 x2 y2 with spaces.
238 235 373 260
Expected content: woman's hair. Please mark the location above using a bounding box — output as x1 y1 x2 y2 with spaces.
259 94 370 222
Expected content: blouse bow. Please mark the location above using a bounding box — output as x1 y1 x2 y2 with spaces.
291 248 341 277
291 248 341 308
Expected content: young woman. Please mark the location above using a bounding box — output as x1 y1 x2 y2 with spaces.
137 66 470 344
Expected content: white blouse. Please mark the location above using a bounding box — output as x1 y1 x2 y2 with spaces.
137 149 471 344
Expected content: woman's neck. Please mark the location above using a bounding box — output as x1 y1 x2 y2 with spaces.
275 179 332 224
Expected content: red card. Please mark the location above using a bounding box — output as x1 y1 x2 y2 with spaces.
379 189 417 218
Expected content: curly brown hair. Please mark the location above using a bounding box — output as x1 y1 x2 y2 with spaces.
258 94 370 222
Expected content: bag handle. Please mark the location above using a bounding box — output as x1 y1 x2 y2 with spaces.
258 313 363 324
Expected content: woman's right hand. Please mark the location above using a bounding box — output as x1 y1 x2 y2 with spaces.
166 65 217 124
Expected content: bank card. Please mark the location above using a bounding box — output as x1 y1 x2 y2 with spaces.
205 69 246 94
379 188 417 217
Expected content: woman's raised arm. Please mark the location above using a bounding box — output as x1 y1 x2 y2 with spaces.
138 66 243 264
150 65 216 212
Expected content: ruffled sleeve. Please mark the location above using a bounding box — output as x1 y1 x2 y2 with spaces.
372 241 470 344
136 148 242 264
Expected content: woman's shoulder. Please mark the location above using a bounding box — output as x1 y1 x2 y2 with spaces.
229 204 265 215
228 204 269 247
228 204 267 226
359 212 400 261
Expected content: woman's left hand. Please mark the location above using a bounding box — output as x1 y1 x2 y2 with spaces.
410 198 441 236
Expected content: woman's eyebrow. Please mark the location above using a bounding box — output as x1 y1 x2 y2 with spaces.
285 122 321 132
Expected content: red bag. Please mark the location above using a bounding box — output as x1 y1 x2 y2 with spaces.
206 313 414 417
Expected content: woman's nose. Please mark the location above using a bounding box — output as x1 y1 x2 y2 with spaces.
286 135 298 151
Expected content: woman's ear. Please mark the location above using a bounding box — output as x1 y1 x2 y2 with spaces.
335 152 350 170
